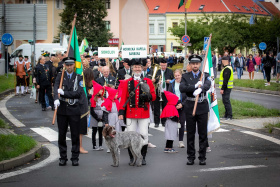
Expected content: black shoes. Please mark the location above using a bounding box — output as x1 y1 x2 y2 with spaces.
129 158 134 166
42 108 46 111
162 124 165 127
142 159 146 165
59 159 67 166
186 160 194 165
154 124 159 128
199 159 206 165
72 160 79 166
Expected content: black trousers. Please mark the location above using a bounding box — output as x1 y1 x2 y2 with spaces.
57 114 80 161
154 92 167 125
186 113 208 161
26 76 30 87
39 84 54 108
222 88 232 119
16 76 26 86
264 67 271 82
165 140 173 148
92 126 103 147
178 109 186 141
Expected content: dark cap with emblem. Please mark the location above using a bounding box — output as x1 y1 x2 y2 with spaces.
85 55 91 58
100 59 106 66
141 58 147 66
131 59 142 66
18 55 23 58
123 58 131 66
51 54 55 57
63 57 76 65
159 57 167 63
24 56 28 59
189 55 202 63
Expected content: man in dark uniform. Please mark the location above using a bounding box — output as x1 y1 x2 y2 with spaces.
116 58 132 87
89 55 99 68
93 59 106 80
36 56 54 111
54 57 84 166
179 55 211 166
146 57 153 75
141 58 153 79
96 65 116 86
152 58 174 127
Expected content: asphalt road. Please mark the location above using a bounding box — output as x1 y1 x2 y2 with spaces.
1 94 280 186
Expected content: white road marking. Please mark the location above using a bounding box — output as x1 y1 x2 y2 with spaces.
0 144 59 180
199 165 267 172
241 131 280 145
0 94 25 127
150 124 229 133
31 127 70 142
216 128 229 132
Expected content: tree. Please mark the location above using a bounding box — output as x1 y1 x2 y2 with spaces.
58 0 112 47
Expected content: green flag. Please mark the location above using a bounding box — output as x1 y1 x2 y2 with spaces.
79 38 89 55
204 44 220 134
178 0 184 9
68 26 86 95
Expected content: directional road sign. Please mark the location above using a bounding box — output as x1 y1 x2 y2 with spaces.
259 42 267 51
1 33 13 46
182 35 190 44
204 37 209 50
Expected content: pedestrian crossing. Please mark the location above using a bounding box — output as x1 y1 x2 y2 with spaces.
30 125 229 142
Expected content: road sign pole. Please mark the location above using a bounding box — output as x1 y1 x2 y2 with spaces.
6 46 8 78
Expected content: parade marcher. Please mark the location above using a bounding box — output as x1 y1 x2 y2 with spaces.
14 55 27 96
116 58 132 87
90 80 108 151
54 57 85 166
219 56 233 120
36 56 54 111
23 56 32 94
146 57 153 75
153 58 174 127
119 59 156 165
161 91 179 153
179 55 211 166
96 66 116 87
89 55 99 68
141 58 153 79
93 61 106 80
168 69 187 148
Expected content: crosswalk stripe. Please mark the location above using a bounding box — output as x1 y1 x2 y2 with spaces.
241 131 280 145
199 165 267 172
31 127 70 142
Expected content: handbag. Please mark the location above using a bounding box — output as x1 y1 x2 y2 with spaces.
178 123 181 129
30 85 36 100
98 121 103 127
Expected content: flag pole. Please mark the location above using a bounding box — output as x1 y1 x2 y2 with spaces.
192 33 212 116
184 1 187 57
52 13 77 125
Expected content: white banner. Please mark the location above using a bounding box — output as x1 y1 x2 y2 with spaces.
98 47 118 58
122 45 147 58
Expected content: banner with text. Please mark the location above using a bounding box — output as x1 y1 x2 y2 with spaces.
98 47 118 58
122 45 147 58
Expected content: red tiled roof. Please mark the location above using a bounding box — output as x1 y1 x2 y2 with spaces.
259 2 280 16
145 0 270 16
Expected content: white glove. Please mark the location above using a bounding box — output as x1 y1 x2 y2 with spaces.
193 88 202 97
54 99 60 109
58 89 64 95
195 81 203 88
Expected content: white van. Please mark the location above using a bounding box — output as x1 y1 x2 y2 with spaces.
10 43 67 65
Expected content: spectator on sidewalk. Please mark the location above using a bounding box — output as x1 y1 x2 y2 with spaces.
231 54 236 73
218 54 222 71
212 51 217 78
219 56 233 120
262 51 274 86
246 54 256 80
234 53 245 79
276 52 280 83
254 53 261 73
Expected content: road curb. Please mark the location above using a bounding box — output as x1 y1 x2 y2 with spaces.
0 142 42 172
220 120 264 130
215 84 280 96
0 89 14 99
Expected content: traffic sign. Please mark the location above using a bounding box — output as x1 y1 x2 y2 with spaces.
204 37 209 50
252 47 256 51
259 42 267 50
1 33 13 46
182 35 190 44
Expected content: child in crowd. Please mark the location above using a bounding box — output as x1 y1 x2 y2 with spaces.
160 91 179 153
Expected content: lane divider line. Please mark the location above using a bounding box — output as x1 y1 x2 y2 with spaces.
199 165 267 172
31 127 70 142
241 131 280 145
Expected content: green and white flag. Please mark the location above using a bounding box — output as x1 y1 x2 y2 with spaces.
204 44 220 134
79 38 89 55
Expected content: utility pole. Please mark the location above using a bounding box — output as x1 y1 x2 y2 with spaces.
184 1 188 57
33 4 36 67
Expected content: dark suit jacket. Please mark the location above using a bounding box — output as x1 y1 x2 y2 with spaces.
179 71 211 115
93 69 102 80
154 68 174 91
54 72 84 115
35 64 52 86
234 57 245 68
96 75 116 86
116 68 132 87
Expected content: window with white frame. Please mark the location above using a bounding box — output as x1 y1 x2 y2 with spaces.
159 23 164 34
56 0 63 9
149 24 154 34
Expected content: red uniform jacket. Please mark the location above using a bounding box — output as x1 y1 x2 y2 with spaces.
119 77 156 119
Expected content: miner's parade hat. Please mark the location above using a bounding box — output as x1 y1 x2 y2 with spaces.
189 55 202 63
63 57 76 65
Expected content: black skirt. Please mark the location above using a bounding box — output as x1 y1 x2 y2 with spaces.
80 116 88 135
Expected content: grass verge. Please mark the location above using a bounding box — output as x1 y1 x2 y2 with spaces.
0 118 8 128
218 99 280 119
264 122 280 133
0 134 37 162
215 78 280 92
0 74 15 93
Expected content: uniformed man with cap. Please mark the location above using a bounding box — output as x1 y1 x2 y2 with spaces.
179 55 211 166
53 57 85 166
119 59 156 165
141 58 153 79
